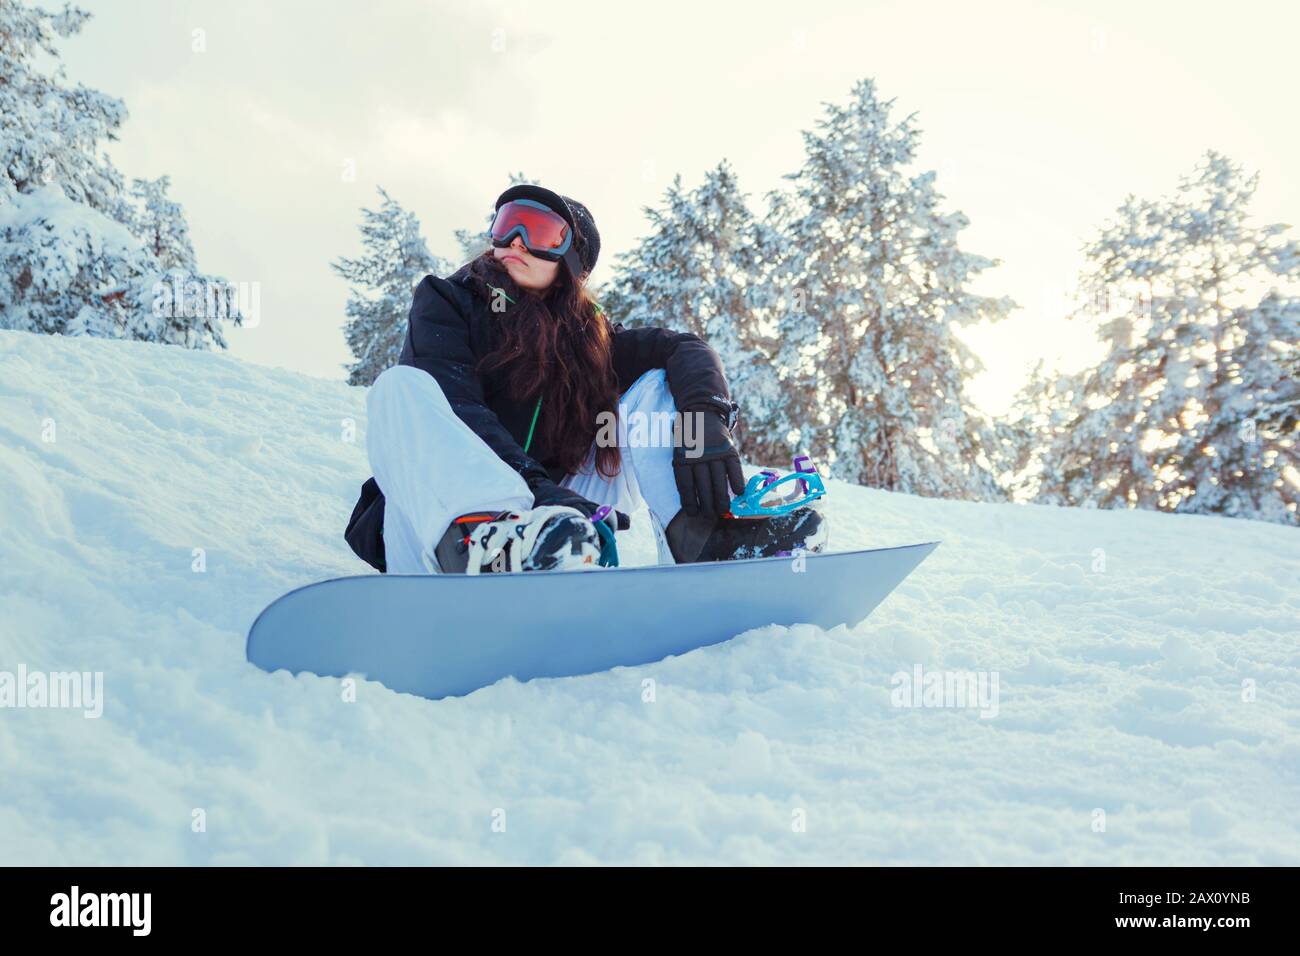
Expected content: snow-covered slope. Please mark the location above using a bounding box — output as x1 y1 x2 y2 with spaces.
1 329 1297 865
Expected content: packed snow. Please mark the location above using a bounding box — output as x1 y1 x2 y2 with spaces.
1 330 1298 865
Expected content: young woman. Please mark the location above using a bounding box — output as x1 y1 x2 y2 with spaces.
346 184 825 574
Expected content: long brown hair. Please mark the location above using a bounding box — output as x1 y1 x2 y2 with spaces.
461 250 622 478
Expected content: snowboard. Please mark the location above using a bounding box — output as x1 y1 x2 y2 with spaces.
246 541 939 701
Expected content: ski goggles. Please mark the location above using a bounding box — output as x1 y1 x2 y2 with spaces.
728 456 826 518
489 199 574 261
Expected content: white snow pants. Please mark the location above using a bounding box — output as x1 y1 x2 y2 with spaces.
366 364 683 574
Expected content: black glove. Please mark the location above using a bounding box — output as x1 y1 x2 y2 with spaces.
672 407 745 519
530 480 630 532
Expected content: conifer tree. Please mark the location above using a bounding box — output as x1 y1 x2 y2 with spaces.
768 79 1013 497
332 187 446 386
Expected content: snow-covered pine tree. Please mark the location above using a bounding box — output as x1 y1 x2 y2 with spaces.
1022 152 1299 523
0 184 147 336
0 1 127 215
1006 189 1178 508
603 163 788 464
1165 157 1300 522
332 187 446 386
130 176 195 270
115 176 244 348
1 1 237 348
768 78 1013 498
1177 289 1299 521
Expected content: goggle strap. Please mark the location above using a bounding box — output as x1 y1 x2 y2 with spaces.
563 245 585 277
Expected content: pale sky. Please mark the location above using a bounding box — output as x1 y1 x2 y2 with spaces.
68 0 1299 413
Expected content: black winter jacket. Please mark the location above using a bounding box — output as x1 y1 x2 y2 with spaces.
345 268 733 572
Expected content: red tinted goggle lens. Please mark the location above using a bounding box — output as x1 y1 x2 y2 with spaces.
490 201 570 252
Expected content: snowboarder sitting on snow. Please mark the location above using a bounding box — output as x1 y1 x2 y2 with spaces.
345 184 825 574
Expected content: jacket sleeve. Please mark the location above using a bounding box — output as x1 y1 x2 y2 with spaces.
399 275 552 489
610 323 733 417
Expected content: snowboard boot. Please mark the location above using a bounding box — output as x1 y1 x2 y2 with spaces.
663 506 828 564
432 506 602 574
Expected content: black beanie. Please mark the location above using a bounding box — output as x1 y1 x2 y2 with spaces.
494 184 600 277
